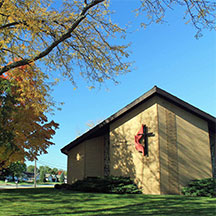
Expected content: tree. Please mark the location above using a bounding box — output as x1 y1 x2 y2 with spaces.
0 63 59 168
51 168 58 175
1 162 27 181
39 166 53 174
39 169 46 182
27 165 35 173
0 0 131 86
59 172 64 183
1 1 214 81
136 0 216 38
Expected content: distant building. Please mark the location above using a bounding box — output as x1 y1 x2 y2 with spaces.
45 174 53 182
61 86 216 194
45 174 58 182
23 172 34 182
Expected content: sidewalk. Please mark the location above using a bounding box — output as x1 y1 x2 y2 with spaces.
0 184 55 189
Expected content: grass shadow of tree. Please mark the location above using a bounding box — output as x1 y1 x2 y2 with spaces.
1 189 216 216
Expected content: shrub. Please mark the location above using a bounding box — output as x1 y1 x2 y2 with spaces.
182 178 216 198
55 176 142 194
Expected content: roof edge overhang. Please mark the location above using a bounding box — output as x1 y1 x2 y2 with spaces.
61 86 216 155
61 121 109 155
61 86 158 155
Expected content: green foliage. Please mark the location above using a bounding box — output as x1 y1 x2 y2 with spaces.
39 169 46 183
55 176 142 194
182 178 216 198
51 168 58 175
0 162 26 181
8 162 26 178
26 165 35 173
39 166 52 174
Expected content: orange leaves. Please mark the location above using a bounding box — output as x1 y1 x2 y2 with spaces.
0 63 59 167
0 72 9 80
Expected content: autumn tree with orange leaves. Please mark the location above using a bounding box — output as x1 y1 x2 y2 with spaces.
0 0 215 83
0 63 58 168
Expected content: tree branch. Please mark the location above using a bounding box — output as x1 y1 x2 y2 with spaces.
0 21 22 30
0 0 105 75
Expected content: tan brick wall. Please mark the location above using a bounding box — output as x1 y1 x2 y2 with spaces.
67 142 85 184
85 136 104 177
67 94 213 193
110 97 160 194
67 136 104 184
158 104 179 194
158 97 212 194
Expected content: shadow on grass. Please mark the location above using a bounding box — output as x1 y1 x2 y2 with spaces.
0 188 216 216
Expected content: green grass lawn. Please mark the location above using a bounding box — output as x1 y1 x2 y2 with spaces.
0 188 215 216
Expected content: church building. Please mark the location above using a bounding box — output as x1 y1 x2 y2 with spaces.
61 86 216 194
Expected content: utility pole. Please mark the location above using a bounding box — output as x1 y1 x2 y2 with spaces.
34 159 37 188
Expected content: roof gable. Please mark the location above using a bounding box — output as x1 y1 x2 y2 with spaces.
61 86 216 155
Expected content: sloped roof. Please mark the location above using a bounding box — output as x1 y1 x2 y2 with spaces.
61 86 216 155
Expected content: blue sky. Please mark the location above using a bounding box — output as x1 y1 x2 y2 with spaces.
27 0 216 170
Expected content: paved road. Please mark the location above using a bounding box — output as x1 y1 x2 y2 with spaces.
0 184 55 189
